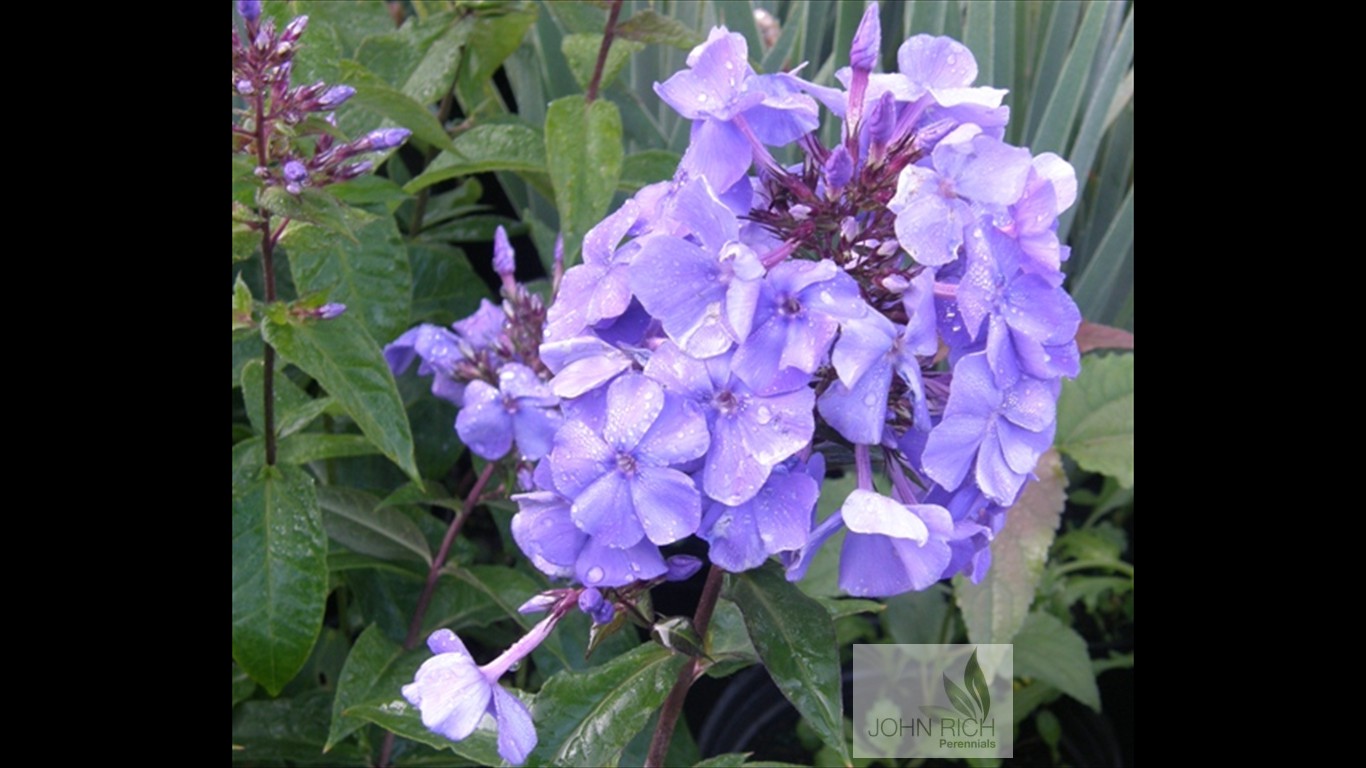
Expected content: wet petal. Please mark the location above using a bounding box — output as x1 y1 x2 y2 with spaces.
491 686 537 765
571 470 645 548
632 466 702 545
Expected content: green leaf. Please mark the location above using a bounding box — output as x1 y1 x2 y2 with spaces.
620 149 681 192
233 224 259 264
1014 611 1101 711
233 689 370 766
232 665 257 707
1031 2 1108 156
447 565 545 631
814 597 885 620
884 583 954 644
259 186 365 239
1057 9 1133 241
317 486 431 566
1055 353 1134 487
232 465 329 695
330 175 411 211
563 33 645 92
532 643 688 767
703 598 757 677
726 562 850 765
233 332 264 389
232 437 265 492
326 624 426 750
265 313 420 482
241 360 330 439
457 6 537 97
403 123 548 193
278 433 381 463
403 14 473 107
1071 188 1135 326
545 96 623 264
345 697 504 765
283 215 413 343
965 648 991 721
408 243 490 326
340 61 457 153
614 9 704 49
692 754 750 768
955 450 1067 644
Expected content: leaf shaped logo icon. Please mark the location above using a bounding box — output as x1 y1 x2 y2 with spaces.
964 648 991 721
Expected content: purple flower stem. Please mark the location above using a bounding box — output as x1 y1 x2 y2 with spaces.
883 446 920 503
855 442 874 490
585 0 624 103
254 84 280 466
404 461 500 650
933 280 958 301
645 565 725 768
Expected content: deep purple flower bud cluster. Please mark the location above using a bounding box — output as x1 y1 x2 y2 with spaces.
231 9 409 194
400 9 1082 761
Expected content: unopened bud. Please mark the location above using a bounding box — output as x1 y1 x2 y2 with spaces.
237 0 261 23
316 303 347 320
493 226 516 279
518 593 558 615
578 587 604 612
336 161 373 180
235 79 255 96
824 146 854 192
281 15 310 44
356 128 411 152
665 555 703 582
283 160 309 183
849 2 881 71
317 85 355 110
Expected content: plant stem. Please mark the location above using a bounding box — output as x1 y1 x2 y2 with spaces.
404 460 499 649
645 565 725 768
408 68 462 236
255 87 279 466
585 0 624 103
378 461 499 768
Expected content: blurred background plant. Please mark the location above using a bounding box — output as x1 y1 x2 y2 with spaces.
232 1 1132 765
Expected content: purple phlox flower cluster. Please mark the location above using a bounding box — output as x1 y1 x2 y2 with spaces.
232 9 407 193
397 2 1088 756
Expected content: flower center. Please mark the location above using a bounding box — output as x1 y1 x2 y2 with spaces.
713 389 741 416
616 451 638 476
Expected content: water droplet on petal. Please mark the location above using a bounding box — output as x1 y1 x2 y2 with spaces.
586 566 605 584
698 93 708 103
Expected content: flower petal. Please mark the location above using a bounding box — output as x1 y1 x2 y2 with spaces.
571 470 646 548
632 466 702 545
491 686 537 766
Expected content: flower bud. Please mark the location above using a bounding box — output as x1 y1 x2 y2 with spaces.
283 160 308 183
849 2 881 72
664 555 703 582
281 15 310 45
577 587 604 613
237 0 261 23
317 85 355 111
355 128 412 152
316 303 347 320
493 226 516 279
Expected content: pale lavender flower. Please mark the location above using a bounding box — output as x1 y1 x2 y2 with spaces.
456 363 562 461
549 373 709 548
922 353 1057 504
402 625 546 765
